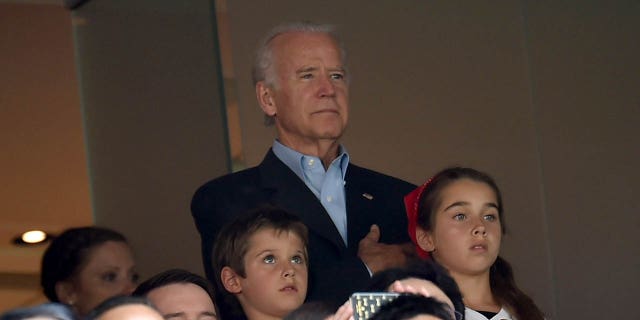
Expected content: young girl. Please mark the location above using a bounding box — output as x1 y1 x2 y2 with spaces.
404 167 544 320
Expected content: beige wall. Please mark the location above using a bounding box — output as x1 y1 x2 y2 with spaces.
526 1 640 317
225 1 639 319
0 1 230 312
71 0 230 279
0 3 92 311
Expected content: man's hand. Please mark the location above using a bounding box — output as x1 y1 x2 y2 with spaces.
357 224 416 274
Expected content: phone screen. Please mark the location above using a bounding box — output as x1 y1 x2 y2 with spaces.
350 292 400 320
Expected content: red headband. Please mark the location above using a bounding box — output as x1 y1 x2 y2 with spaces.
404 177 434 259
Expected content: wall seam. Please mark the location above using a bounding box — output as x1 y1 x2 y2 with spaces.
519 0 558 317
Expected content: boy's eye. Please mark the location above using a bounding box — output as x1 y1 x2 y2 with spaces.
263 255 276 264
301 73 313 79
291 255 305 265
484 214 498 222
453 213 466 221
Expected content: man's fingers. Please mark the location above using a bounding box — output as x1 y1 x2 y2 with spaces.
389 280 405 293
364 224 381 242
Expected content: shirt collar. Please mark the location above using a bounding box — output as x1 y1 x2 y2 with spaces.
272 140 350 180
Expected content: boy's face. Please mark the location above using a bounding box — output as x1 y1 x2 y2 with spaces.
235 228 308 319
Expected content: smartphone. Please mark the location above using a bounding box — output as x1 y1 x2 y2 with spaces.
350 292 400 320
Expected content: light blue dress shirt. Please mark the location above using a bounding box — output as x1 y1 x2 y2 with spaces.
272 140 350 245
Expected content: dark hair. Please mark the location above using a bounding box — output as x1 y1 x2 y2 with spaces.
0 303 75 320
84 295 159 320
132 268 218 316
417 167 544 320
366 260 464 319
490 256 544 320
283 301 334 320
40 226 128 302
211 205 309 320
369 295 455 320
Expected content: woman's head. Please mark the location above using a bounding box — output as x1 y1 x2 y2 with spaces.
406 167 504 276
41 227 138 317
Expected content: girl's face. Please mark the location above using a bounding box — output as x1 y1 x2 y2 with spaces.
417 179 502 277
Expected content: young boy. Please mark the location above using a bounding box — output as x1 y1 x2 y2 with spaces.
211 206 309 320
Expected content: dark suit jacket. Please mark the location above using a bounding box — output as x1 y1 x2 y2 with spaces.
191 149 415 307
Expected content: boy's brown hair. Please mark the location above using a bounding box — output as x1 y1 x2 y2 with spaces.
211 205 309 320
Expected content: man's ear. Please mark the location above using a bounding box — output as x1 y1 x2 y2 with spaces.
256 82 276 117
221 266 243 294
55 281 77 305
416 226 436 252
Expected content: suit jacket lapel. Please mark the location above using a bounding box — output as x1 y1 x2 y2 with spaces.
345 165 379 251
258 149 346 251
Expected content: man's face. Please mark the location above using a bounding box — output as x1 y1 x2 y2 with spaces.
258 31 349 150
146 283 217 320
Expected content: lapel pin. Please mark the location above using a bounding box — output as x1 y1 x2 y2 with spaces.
362 193 374 200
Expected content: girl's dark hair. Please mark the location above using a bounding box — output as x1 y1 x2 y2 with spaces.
417 167 544 320
491 256 545 320
40 226 128 302
416 167 505 234
366 260 464 319
84 295 158 320
369 295 455 320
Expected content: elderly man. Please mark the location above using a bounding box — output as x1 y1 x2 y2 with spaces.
191 22 415 307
